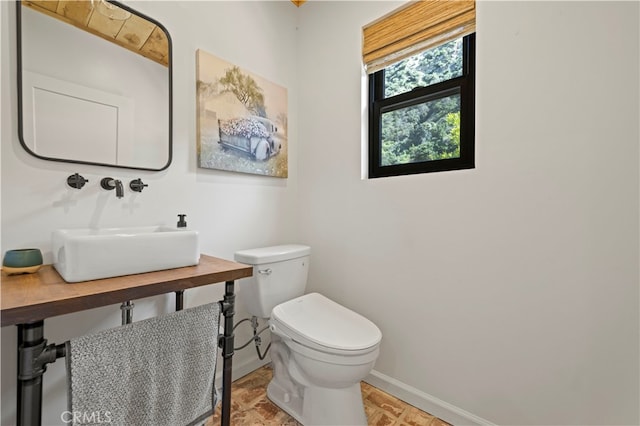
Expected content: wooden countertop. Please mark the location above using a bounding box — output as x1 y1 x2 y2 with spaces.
0 254 252 327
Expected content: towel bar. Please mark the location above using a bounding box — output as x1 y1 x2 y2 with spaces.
15 283 237 426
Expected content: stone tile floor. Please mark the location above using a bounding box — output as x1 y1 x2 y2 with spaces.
207 365 451 426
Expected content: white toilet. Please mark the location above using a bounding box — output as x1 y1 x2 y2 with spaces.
234 244 382 426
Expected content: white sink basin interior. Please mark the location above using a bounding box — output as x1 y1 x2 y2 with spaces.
52 226 200 283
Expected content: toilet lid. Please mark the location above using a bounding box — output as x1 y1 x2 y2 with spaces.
271 293 382 351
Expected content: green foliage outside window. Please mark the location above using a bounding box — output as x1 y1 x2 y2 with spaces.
384 39 462 98
381 96 460 166
381 39 463 166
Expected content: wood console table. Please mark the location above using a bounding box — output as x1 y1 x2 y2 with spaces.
1 254 253 426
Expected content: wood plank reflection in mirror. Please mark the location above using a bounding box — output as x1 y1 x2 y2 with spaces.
22 0 168 66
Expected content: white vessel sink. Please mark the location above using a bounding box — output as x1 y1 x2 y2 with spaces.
52 226 199 283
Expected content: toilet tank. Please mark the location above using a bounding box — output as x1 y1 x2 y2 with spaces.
234 244 311 318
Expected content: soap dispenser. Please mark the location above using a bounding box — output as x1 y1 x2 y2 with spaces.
177 214 187 228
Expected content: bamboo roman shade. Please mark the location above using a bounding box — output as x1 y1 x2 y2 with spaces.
363 0 476 73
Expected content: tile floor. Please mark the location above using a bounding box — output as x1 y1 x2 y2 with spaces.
207 365 451 426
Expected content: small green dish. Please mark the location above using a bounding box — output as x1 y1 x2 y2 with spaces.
3 249 43 275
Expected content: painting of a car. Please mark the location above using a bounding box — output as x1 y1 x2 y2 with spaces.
218 116 281 161
196 49 288 178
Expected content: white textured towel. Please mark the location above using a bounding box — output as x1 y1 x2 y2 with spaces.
66 302 220 426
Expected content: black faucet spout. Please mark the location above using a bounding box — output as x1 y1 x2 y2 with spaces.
114 179 124 198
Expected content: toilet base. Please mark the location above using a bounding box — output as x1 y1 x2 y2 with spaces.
266 379 304 423
265 321 375 425
267 379 367 426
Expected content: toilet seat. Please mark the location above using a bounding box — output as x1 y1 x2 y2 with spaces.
270 293 382 356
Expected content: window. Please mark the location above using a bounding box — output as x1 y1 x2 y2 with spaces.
368 34 475 178
362 0 476 178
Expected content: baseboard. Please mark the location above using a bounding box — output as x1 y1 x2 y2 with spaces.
364 370 495 426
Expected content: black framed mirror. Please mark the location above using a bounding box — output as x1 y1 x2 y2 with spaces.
16 0 172 171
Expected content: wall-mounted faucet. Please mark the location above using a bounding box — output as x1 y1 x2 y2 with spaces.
100 177 124 198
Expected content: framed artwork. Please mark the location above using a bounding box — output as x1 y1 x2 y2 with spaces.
196 49 288 178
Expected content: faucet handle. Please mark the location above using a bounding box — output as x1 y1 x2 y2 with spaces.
67 173 89 189
129 179 148 193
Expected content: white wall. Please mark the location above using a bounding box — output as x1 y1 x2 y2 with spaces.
297 1 639 425
1 1 299 425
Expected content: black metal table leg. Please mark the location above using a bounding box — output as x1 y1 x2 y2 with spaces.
16 321 65 426
175 290 184 311
220 281 235 426
17 321 44 426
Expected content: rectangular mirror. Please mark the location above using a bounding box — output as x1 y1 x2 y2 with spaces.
17 0 172 171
